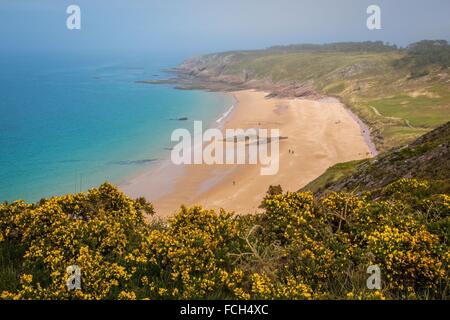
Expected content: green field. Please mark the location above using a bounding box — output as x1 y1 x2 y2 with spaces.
300 160 364 194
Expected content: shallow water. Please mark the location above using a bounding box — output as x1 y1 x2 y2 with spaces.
0 53 233 202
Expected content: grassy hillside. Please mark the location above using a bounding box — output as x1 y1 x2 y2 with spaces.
302 121 450 196
300 160 364 195
179 41 450 152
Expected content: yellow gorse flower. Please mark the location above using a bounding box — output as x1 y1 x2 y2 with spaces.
0 179 448 300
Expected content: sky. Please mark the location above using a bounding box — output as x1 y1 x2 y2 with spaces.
1 0 450 56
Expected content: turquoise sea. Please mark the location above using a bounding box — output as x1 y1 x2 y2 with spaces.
0 53 233 202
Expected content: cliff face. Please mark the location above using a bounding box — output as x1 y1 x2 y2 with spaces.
305 122 450 196
176 52 322 99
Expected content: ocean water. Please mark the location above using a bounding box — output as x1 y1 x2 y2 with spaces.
0 53 233 202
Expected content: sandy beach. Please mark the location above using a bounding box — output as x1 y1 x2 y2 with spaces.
120 90 374 217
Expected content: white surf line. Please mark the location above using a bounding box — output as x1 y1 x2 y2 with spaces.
216 104 235 123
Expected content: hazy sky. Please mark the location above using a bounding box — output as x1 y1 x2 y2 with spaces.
1 0 450 55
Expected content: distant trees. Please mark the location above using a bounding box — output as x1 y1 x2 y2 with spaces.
266 40 450 70
394 40 450 71
407 40 450 68
267 41 398 53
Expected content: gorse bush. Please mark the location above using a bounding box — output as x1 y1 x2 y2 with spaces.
0 183 153 299
0 179 448 300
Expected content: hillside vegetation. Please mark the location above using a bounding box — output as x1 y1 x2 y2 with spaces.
303 121 450 196
1 42 449 300
178 41 450 152
1 123 449 300
1 177 448 300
